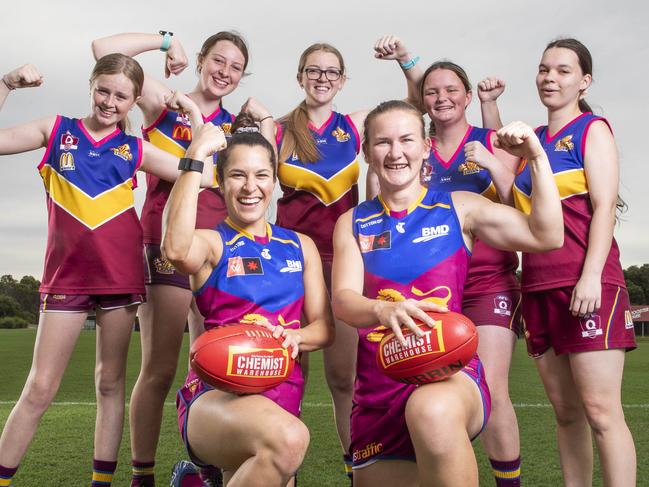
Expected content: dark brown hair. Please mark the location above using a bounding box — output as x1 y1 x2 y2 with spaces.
216 113 277 184
419 61 471 137
543 38 593 113
279 43 346 164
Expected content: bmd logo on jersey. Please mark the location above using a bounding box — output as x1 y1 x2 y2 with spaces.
280 260 303 273
358 231 391 253
580 314 603 339
412 225 450 243
226 257 264 277
59 131 78 151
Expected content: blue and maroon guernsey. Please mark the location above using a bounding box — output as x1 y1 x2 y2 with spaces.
352 188 471 409
37 116 143 294
193 219 305 332
276 112 360 261
424 125 519 297
141 106 235 244
514 113 626 292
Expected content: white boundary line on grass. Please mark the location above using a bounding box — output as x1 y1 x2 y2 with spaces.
1 401 649 408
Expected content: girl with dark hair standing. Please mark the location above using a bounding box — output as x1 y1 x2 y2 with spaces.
164 118 334 487
482 38 637 486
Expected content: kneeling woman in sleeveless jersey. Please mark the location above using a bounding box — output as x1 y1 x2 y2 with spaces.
163 116 335 487
0 56 220 486
331 101 563 487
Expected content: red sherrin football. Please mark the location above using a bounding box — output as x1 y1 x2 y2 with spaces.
190 323 294 394
376 311 478 385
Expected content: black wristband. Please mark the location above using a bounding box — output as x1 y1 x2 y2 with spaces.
178 157 204 173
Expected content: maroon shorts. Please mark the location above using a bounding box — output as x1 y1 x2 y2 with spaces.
40 293 145 312
176 365 305 468
462 290 522 336
350 357 491 469
522 285 636 357
144 243 190 290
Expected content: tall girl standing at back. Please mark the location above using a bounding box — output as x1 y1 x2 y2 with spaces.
92 31 273 486
483 38 637 486
275 43 368 479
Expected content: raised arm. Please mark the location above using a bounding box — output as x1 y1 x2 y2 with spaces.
331 210 443 346
569 120 619 316
374 35 425 112
463 134 519 205
161 124 227 279
454 121 563 253
478 77 506 130
91 32 188 122
0 64 54 155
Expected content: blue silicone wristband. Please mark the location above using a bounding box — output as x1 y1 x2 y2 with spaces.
160 32 172 52
400 55 420 71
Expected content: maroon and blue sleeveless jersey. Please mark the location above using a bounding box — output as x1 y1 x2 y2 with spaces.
425 126 518 297
37 116 143 294
276 112 360 261
194 219 305 332
141 105 235 244
352 188 471 408
513 113 626 292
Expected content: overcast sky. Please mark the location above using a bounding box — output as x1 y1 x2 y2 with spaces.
1 0 647 279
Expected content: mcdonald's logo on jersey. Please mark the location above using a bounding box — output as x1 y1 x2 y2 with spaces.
172 125 192 141
358 231 391 253
59 152 75 171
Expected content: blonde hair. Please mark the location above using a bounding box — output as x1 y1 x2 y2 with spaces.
90 53 144 133
279 43 345 164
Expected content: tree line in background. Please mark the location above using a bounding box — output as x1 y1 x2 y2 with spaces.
0 266 648 328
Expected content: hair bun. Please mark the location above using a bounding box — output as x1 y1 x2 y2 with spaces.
232 112 258 134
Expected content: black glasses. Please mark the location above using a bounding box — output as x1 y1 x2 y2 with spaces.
303 67 343 81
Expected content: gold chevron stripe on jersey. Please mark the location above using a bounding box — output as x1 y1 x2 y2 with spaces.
40 165 135 229
148 127 219 188
278 158 359 206
146 128 186 158
481 182 498 202
514 168 588 215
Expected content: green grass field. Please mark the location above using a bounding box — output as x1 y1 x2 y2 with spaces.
1 329 647 486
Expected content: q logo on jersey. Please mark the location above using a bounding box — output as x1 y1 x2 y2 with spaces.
493 295 512 316
396 222 405 234
580 314 602 339
60 131 79 151
261 248 271 260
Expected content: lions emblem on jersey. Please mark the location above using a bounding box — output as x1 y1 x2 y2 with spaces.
458 160 481 175
111 144 133 161
554 135 574 152
332 126 350 142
